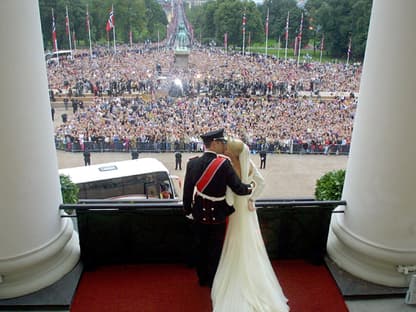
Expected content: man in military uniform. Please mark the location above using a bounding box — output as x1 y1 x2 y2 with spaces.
183 128 253 287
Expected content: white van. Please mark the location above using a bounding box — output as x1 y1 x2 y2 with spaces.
59 158 182 200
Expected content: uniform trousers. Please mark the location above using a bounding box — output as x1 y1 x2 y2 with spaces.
193 222 226 287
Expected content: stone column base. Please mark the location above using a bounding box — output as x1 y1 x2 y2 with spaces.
0 219 80 299
328 210 415 287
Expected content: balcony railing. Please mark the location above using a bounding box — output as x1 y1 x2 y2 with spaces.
60 199 346 269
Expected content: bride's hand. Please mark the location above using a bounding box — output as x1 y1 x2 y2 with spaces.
248 199 256 211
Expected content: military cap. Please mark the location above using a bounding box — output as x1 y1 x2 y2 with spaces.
200 128 227 143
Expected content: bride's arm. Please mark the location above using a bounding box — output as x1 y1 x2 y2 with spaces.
248 160 265 210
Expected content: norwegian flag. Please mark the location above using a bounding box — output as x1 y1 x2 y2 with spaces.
320 34 325 51
265 8 269 37
285 11 290 41
86 7 90 32
347 36 352 56
298 12 304 41
51 9 58 52
106 8 114 32
65 11 69 35
242 13 246 35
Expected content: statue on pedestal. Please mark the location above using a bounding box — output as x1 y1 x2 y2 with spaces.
176 23 189 51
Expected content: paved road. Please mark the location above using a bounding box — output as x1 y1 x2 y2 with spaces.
57 150 348 199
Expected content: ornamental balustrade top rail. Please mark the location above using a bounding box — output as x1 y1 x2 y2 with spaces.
60 199 346 212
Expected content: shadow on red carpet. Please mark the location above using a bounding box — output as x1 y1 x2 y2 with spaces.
70 260 347 312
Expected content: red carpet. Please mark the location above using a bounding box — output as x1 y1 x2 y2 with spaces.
70 260 348 312
274 260 348 312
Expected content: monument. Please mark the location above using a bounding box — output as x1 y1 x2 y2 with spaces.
174 23 190 69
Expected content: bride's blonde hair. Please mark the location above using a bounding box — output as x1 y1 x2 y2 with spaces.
226 138 244 159
227 137 252 181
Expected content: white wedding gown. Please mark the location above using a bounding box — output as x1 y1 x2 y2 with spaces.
211 145 289 312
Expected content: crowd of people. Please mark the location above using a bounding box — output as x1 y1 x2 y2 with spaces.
49 46 360 154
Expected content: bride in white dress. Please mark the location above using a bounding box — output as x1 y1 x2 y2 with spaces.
211 138 290 312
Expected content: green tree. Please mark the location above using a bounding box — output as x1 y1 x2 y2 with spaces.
260 0 304 48
242 1 264 45
38 0 167 49
215 0 263 46
187 0 263 48
39 0 372 59
144 0 168 42
198 1 218 44
350 0 372 59
305 0 372 59
213 1 242 46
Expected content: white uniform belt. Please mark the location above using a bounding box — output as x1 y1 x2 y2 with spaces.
195 189 225 202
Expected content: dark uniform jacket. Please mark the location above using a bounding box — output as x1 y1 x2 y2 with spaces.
183 151 251 224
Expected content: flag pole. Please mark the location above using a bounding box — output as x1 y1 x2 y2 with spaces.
65 6 72 52
346 36 352 65
297 12 303 66
107 32 110 51
51 8 57 52
112 5 116 54
294 36 298 58
224 32 228 53
265 8 269 56
51 8 59 65
86 5 92 58
284 11 289 61
73 32 77 51
277 35 281 59
242 11 246 55
157 30 160 53
319 34 324 63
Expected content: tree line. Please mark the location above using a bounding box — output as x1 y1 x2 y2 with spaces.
39 0 372 61
186 0 372 60
39 0 168 51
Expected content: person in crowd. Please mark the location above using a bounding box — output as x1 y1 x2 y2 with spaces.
49 48 358 155
63 97 69 110
182 129 253 287
83 149 91 166
259 149 267 169
212 138 289 311
175 151 182 170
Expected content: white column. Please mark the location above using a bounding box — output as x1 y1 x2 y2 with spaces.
327 0 416 287
0 1 79 298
